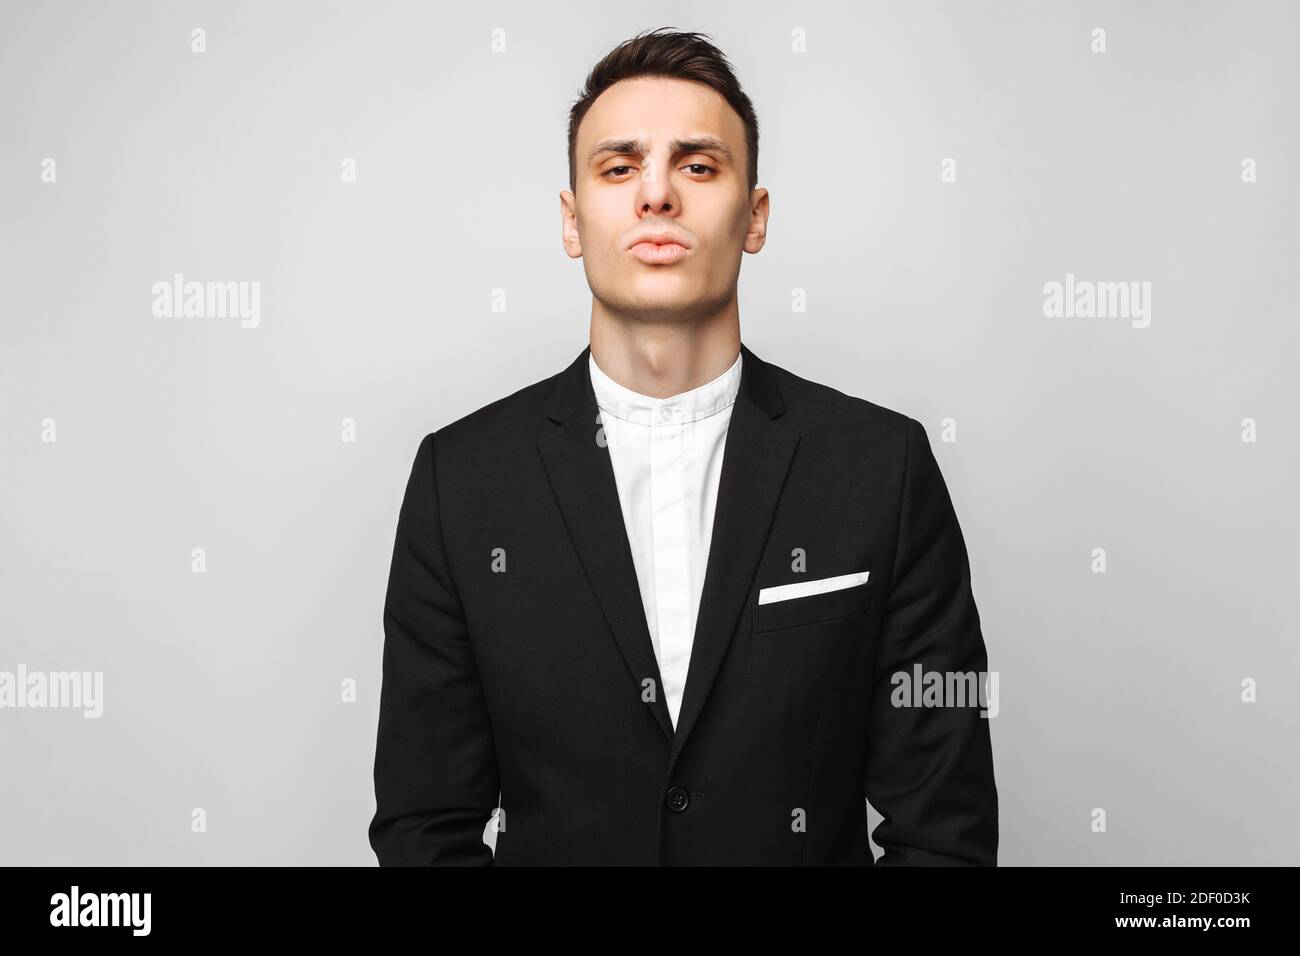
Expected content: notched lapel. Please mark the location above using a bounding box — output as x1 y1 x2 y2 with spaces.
670 372 798 764
536 348 676 741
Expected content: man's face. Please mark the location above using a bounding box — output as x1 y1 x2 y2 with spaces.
561 76 768 323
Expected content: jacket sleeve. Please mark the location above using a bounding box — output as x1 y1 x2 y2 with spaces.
863 417 999 865
369 431 501 865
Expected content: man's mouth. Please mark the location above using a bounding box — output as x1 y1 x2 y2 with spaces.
628 241 691 265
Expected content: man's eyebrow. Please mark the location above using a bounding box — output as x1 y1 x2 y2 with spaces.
587 136 734 164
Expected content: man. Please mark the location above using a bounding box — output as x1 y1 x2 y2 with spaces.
368 28 998 866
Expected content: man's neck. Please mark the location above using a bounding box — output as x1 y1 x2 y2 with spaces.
588 301 742 400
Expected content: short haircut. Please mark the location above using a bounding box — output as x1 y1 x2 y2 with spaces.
567 28 760 193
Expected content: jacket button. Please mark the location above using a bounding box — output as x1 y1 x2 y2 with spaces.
665 786 690 812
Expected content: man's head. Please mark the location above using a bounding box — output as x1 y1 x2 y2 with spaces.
560 29 769 324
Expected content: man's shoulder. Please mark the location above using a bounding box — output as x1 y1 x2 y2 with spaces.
414 362 565 460
763 357 938 498
760 353 920 439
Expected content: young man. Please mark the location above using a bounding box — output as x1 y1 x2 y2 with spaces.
369 28 998 866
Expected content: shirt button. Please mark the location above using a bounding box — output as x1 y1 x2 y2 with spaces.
665 786 690 812
659 405 675 422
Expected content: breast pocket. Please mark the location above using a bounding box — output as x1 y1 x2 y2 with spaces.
753 572 874 634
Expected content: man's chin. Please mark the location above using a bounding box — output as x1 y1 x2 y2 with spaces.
609 297 704 322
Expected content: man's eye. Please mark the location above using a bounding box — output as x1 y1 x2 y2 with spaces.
603 163 715 179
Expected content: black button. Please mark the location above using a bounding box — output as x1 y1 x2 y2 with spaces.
665 786 690 812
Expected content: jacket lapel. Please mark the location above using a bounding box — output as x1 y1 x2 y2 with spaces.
534 342 799 753
669 347 798 763
536 346 676 740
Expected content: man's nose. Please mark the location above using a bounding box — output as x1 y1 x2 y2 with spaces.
636 158 676 213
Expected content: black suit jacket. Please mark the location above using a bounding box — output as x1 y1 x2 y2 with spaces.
369 342 998 865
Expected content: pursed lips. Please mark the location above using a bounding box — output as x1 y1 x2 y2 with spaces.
627 234 692 265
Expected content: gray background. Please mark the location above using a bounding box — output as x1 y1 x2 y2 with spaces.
1 0 1296 865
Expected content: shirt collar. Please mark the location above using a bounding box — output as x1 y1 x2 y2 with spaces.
589 348 743 427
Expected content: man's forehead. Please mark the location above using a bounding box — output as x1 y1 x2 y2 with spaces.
579 77 743 156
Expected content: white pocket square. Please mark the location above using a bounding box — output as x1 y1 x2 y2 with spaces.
758 570 870 605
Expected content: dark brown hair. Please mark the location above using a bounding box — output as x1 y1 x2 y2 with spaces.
567 28 759 193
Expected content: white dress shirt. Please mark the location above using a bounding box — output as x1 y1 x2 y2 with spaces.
589 348 743 730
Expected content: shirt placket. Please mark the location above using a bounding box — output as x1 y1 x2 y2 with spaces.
649 405 691 727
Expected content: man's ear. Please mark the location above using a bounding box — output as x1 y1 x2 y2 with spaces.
744 187 770 254
560 189 583 259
